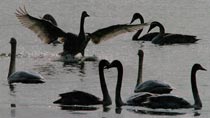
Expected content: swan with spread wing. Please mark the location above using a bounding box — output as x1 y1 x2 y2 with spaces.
15 7 149 56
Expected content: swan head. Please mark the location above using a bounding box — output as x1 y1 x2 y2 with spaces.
147 21 161 33
130 13 144 24
10 38 17 45
99 59 110 69
82 11 89 18
137 50 144 57
193 64 207 71
42 14 57 26
106 60 122 69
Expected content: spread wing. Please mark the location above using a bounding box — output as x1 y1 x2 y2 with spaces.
15 7 66 44
89 23 150 44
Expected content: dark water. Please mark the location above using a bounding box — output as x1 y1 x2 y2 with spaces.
0 0 210 117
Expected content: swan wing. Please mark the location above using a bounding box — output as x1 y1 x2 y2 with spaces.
89 23 150 44
15 7 66 44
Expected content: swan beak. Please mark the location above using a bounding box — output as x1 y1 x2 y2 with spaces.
104 66 109 69
147 25 153 33
130 18 135 24
201 67 207 71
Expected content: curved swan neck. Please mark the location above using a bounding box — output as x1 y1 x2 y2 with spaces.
132 29 143 40
191 66 202 109
157 22 165 35
136 50 143 87
99 62 112 106
8 38 16 78
131 14 144 40
115 61 124 107
151 22 165 44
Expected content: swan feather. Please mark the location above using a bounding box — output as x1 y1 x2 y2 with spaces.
89 23 149 44
15 7 66 44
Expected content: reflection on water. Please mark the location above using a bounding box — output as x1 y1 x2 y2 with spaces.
10 104 16 118
33 63 58 76
58 105 99 111
127 108 186 116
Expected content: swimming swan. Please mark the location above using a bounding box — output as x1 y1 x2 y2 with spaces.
7 38 44 84
53 60 112 106
148 21 200 45
134 50 173 94
142 64 206 110
16 7 149 56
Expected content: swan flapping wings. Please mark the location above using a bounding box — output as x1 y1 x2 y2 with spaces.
16 7 149 46
15 7 66 44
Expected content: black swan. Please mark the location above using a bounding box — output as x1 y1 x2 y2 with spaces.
134 50 173 94
16 7 149 56
142 64 206 110
130 13 170 41
7 38 44 84
53 59 112 106
148 21 200 45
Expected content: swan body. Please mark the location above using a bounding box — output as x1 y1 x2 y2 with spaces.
134 50 173 94
16 7 149 56
53 60 112 106
53 90 103 105
8 38 44 84
142 64 206 109
135 80 172 94
148 21 200 45
8 71 44 84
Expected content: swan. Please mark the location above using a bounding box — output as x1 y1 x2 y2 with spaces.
53 59 112 106
148 21 200 45
142 64 206 109
107 60 155 107
15 7 149 56
7 38 45 84
130 13 169 41
134 50 173 94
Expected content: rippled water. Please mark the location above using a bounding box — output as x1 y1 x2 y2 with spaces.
1 0 210 117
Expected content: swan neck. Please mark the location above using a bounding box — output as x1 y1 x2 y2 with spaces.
8 43 16 78
132 29 142 40
158 23 165 35
115 63 124 107
99 64 112 106
191 67 202 109
151 23 165 44
136 53 143 87
79 14 86 37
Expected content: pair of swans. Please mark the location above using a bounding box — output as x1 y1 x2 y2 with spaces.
16 7 149 57
109 59 205 109
7 38 44 84
130 13 200 44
